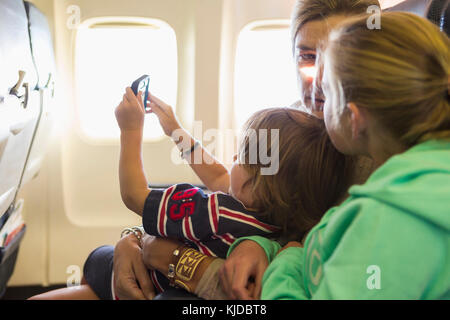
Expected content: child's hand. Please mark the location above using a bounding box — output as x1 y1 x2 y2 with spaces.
146 93 181 137
115 87 145 132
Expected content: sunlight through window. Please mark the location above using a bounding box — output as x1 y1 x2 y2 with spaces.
234 22 300 130
76 19 177 141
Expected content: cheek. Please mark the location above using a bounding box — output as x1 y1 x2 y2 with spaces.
230 165 243 194
297 71 311 97
324 103 344 151
324 107 354 155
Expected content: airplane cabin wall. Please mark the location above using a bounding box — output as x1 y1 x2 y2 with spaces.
9 0 297 286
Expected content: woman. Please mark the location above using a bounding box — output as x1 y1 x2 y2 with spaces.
29 0 378 300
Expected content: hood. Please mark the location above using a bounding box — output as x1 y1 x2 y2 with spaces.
349 140 450 232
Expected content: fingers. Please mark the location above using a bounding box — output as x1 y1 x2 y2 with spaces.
219 262 233 298
253 266 264 300
147 101 162 116
122 87 143 110
134 262 155 300
230 266 253 300
118 278 146 300
136 91 144 109
247 282 256 299
125 87 137 102
219 260 252 300
147 92 167 108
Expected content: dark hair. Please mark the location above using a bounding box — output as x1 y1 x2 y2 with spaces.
291 0 381 54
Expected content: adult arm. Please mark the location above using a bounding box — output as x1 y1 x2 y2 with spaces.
141 237 216 295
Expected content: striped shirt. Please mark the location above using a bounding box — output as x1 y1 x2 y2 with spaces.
142 183 281 293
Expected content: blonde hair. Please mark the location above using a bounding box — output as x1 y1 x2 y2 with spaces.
325 12 450 146
238 108 355 242
291 0 380 54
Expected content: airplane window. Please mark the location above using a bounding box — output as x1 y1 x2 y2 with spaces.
75 20 177 141
234 22 300 130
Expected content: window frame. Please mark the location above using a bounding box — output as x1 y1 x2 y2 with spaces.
73 16 178 145
232 19 300 132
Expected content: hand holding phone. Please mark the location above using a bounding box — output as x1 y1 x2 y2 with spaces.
131 75 150 112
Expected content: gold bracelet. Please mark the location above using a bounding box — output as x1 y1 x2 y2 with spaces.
170 248 208 292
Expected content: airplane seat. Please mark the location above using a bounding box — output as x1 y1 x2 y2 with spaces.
0 0 42 298
20 1 57 186
386 0 450 36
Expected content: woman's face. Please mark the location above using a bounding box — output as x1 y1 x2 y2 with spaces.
294 15 346 117
322 57 353 155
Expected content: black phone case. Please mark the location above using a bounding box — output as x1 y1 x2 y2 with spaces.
131 75 150 95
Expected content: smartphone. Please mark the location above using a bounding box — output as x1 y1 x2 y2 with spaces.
131 75 150 112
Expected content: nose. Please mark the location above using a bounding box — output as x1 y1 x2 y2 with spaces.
313 64 324 100
299 65 317 81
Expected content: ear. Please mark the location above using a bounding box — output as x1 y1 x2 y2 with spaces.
346 102 367 140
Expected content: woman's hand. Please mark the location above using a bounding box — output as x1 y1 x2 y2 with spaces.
146 93 181 137
142 236 183 273
115 88 146 132
113 234 155 300
219 240 269 300
143 237 217 296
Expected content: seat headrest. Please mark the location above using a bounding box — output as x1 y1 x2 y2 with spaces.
0 0 38 94
24 1 56 90
386 0 450 36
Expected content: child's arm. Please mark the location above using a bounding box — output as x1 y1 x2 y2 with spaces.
115 88 151 215
147 93 230 193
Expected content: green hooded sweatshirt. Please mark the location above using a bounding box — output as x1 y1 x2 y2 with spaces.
228 140 450 299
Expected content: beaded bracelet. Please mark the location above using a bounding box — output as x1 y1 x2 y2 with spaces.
120 226 145 247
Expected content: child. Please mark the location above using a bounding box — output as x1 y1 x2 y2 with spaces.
112 88 356 297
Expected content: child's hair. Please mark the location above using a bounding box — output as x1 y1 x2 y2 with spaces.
291 0 381 54
325 12 450 147
238 108 355 242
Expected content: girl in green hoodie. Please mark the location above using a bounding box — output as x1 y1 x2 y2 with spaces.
222 12 450 300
